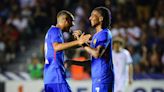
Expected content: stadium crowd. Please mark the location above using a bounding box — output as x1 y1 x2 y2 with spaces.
0 0 164 79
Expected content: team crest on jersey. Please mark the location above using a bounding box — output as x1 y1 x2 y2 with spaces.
93 39 97 45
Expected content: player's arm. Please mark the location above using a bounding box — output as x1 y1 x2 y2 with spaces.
84 45 105 58
125 50 133 85
73 30 107 58
53 40 80 52
53 34 91 52
128 64 133 85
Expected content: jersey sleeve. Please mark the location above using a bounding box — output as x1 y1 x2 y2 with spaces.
96 32 110 48
125 50 133 64
49 29 61 43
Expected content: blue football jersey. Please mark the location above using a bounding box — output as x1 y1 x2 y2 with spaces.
44 26 66 84
90 28 114 84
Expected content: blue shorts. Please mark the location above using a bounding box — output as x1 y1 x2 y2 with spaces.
92 83 114 92
44 83 71 92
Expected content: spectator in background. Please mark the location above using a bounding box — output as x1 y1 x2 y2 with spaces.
0 30 6 65
137 46 149 74
127 20 141 47
7 13 28 32
19 0 36 9
112 37 133 92
137 0 150 21
28 56 43 79
127 45 141 65
161 52 164 74
32 0 50 35
149 11 163 29
149 44 163 73
111 23 126 38
4 24 19 63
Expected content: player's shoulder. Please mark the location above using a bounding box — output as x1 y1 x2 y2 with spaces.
103 28 112 37
98 28 112 38
122 49 131 55
47 25 61 34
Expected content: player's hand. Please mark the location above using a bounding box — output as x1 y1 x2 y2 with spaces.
78 33 91 45
73 30 82 39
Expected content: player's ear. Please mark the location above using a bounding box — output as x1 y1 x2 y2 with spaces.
57 16 63 23
63 16 68 24
99 16 103 22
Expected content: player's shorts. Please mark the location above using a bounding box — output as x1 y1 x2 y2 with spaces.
92 83 114 92
44 83 71 92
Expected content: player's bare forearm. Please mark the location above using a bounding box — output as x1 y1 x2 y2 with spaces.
84 46 99 58
53 34 91 52
84 45 105 58
129 64 133 84
53 40 80 52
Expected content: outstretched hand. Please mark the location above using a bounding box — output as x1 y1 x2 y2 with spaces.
78 33 91 45
72 30 82 39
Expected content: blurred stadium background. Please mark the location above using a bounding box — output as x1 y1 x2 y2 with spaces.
0 0 164 92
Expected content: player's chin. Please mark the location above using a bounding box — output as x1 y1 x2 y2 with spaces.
91 23 95 27
92 24 96 27
91 22 97 27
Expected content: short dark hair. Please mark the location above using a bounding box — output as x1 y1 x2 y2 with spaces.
57 10 74 21
94 7 111 29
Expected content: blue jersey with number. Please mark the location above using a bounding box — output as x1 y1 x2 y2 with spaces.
44 25 66 84
91 28 114 84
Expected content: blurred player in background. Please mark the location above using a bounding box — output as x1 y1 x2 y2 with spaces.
112 37 133 92
44 10 91 92
71 6 114 92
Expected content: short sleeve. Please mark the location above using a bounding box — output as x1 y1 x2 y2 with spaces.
48 28 61 43
96 32 109 48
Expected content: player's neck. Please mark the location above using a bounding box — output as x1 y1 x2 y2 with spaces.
114 47 122 53
114 48 119 52
95 25 102 33
56 24 64 30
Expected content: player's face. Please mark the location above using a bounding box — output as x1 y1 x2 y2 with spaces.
64 18 74 31
113 42 121 51
89 10 101 27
